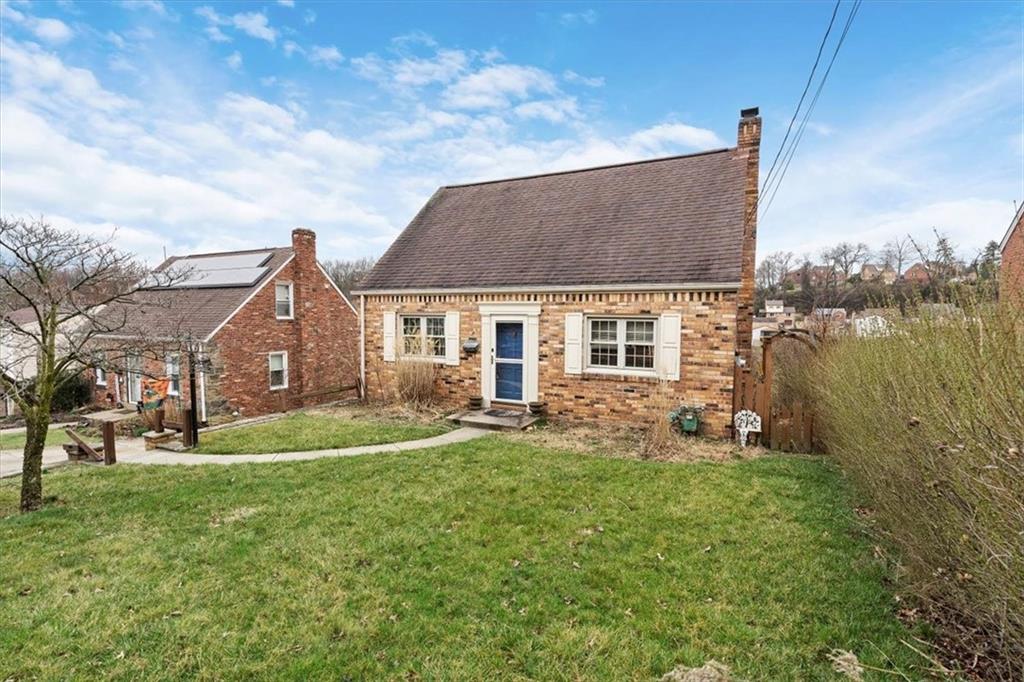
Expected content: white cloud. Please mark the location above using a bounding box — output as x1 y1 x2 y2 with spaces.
230 11 276 43
308 45 343 69
559 9 597 26
115 1 173 19
276 0 295 6
225 51 242 71
195 7 277 44
442 64 558 109
282 40 303 57
563 69 604 87
628 123 725 153
0 5 74 44
514 98 580 124
303 9 316 24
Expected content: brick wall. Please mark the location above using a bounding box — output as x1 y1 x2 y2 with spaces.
363 289 738 436
1001 211 1023 305
213 230 359 416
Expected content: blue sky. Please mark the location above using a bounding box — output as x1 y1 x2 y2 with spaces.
1 0 1021 265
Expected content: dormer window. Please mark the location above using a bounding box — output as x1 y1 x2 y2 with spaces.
275 282 293 319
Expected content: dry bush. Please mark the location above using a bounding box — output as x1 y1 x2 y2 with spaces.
813 295 1023 676
394 358 437 406
771 337 817 408
639 382 677 459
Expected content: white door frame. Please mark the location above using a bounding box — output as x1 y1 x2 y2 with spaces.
126 353 142 404
479 303 540 407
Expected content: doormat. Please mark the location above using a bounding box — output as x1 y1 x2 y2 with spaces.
484 409 524 418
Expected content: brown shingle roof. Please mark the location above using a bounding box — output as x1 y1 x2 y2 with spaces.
358 149 748 291
94 247 293 341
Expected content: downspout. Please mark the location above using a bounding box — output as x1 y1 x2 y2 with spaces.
199 344 208 423
359 294 366 399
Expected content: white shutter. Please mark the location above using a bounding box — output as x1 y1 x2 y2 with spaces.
444 311 460 366
383 311 396 362
659 313 682 380
564 313 583 375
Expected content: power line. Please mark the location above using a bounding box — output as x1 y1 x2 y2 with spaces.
758 0 843 202
760 0 862 219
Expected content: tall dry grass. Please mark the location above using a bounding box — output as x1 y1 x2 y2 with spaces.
394 358 437 406
812 297 1023 676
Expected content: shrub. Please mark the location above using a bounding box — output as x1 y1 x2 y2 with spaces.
639 381 676 459
813 297 1023 675
394 358 436 406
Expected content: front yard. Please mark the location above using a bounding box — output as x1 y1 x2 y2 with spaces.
1 437 925 680
195 412 450 454
0 425 71 452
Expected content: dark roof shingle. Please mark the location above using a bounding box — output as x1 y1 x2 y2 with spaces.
359 149 748 291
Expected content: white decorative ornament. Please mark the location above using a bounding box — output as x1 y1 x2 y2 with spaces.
734 409 762 447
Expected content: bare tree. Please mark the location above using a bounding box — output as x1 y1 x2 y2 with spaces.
321 257 377 298
755 251 795 294
882 236 912 276
821 242 871 280
0 217 182 512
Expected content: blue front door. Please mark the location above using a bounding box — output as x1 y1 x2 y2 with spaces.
494 321 524 402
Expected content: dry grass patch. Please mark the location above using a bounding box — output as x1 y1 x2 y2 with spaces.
509 421 765 463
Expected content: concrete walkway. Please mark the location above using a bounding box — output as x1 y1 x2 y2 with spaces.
0 427 490 477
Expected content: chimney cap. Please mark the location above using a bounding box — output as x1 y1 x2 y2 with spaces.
741 106 760 119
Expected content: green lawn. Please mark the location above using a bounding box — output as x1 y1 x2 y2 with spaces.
0 426 71 452
194 413 449 454
0 438 926 680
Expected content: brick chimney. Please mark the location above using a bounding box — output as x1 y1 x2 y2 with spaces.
735 107 761 367
291 228 317 401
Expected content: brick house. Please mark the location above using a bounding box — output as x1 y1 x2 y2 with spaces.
860 263 897 284
354 108 761 437
1000 202 1023 304
91 229 358 419
902 262 931 285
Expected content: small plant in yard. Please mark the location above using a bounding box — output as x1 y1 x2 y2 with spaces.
394 357 437 406
639 381 676 459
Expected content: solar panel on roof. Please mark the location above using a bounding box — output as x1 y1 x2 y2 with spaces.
172 252 272 271
166 267 270 288
154 251 275 289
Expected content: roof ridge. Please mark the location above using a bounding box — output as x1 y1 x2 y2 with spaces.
442 147 737 189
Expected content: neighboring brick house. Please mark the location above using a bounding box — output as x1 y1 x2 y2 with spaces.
902 262 931 285
1000 202 1023 304
90 229 358 419
354 108 761 437
783 264 845 288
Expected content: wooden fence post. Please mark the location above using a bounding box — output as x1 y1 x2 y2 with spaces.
182 408 194 448
155 408 164 434
102 421 116 465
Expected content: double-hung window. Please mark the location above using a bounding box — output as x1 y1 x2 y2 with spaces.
269 351 288 389
165 353 181 395
95 362 107 386
400 315 446 359
275 282 294 319
587 318 656 373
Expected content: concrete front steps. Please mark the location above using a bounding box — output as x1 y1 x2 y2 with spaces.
448 408 540 431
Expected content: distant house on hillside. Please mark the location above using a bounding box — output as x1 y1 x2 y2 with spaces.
90 229 358 419
783 264 845 288
1 306 86 418
860 263 897 284
1001 203 1023 303
354 108 763 437
902 262 931 285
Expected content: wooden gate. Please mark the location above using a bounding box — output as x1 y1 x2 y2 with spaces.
732 331 818 453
